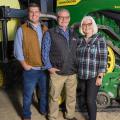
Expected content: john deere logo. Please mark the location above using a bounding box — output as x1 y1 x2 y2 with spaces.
114 5 120 9
57 0 81 7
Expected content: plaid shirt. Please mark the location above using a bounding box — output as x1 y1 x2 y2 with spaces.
77 34 108 79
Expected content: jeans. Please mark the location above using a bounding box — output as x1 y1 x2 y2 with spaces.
22 69 48 119
79 77 99 120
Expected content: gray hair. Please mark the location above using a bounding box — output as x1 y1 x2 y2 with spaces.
57 8 70 17
79 16 98 35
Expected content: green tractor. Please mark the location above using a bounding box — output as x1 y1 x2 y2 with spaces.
0 0 120 111
57 0 120 109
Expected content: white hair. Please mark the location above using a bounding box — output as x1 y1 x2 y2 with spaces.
79 16 98 35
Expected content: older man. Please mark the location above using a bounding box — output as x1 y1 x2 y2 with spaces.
42 9 79 120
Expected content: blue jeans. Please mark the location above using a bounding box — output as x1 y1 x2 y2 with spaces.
22 69 48 119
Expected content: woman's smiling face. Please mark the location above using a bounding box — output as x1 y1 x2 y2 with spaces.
82 19 94 37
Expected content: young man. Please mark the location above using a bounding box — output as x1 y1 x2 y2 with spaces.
14 3 48 120
42 9 79 120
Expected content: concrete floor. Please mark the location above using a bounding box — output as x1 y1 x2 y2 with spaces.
0 87 120 120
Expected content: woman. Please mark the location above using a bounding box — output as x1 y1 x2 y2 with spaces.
77 16 107 120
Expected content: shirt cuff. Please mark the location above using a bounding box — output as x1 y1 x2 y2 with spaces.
43 64 52 70
16 57 24 61
98 69 106 73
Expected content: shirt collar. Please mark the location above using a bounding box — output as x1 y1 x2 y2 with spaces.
27 20 41 30
83 33 99 44
56 26 70 33
84 33 98 39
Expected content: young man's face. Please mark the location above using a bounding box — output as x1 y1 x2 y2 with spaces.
28 7 40 24
57 11 70 28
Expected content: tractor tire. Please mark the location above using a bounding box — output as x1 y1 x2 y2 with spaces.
97 92 111 109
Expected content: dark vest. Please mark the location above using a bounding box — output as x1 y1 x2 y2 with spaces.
49 27 78 75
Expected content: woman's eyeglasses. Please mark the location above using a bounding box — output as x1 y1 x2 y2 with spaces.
82 22 92 27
